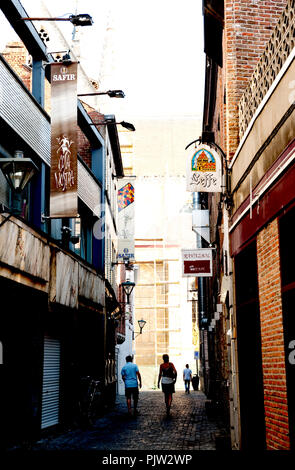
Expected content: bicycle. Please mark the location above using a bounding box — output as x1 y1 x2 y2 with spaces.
78 376 103 427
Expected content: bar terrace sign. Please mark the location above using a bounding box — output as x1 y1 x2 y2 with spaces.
186 143 222 193
50 62 78 218
181 248 213 277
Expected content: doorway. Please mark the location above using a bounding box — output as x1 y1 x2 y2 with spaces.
234 241 266 450
279 205 295 448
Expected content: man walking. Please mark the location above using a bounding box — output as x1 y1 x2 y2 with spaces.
121 355 142 417
183 364 192 394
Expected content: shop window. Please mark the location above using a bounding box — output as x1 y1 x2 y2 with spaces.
72 201 92 264
49 200 93 266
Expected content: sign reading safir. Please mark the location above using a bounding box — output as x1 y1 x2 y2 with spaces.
52 66 77 81
50 62 78 218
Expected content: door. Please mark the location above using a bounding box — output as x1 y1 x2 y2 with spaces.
235 241 266 450
41 337 61 429
280 205 295 448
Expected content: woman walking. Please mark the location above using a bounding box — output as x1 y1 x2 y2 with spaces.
157 354 177 416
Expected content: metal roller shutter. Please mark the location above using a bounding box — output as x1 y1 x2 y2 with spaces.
41 337 61 429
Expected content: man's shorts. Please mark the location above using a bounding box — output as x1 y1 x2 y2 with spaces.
125 387 139 398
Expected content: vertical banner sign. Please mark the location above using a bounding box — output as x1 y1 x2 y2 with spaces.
117 179 135 261
186 143 222 193
50 62 78 218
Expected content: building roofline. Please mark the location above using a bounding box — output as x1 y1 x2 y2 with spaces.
1 0 51 61
104 114 124 178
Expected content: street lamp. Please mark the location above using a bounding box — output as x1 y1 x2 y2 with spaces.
90 120 135 132
19 14 94 27
121 280 136 304
78 90 125 98
0 150 39 227
115 121 135 132
0 150 38 193
134 319 147 338
137 319 146 334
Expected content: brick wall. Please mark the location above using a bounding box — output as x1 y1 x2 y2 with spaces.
88 109 107 140
76 103 106 169
257 218 290 450
224 0 287 160
77 127 92 168
2 42 32 92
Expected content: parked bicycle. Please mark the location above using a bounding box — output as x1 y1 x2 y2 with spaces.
78 376 103 427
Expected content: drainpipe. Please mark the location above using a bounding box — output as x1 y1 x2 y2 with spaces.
192 191 209 394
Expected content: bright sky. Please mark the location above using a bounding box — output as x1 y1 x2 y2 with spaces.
0 0 205 119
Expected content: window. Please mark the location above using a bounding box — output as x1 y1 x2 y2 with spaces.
72 201 92 264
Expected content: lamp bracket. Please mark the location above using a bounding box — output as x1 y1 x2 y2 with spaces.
41 213 51 224
221 192 234 211
185 138 201 151
112 258 134 269
41 213 81 223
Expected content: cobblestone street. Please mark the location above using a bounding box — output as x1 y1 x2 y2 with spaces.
28 390 228 452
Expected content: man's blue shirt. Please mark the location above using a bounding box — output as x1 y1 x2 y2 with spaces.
121 362 139 388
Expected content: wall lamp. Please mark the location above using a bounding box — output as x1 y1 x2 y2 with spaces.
134 319 147 338
121 280 136 304
0 150 38 192
90 120 135 132
19 14 94 27
78 90 125 98
0 150 39 227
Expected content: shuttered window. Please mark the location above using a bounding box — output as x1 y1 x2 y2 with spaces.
41 337 61 429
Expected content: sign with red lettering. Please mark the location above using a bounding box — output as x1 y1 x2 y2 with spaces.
50 62 78 218
181 248 213 277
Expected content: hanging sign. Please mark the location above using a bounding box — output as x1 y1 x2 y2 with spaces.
181 248 213 277
50 62 78 218
117 180 135 260
186 143 222 193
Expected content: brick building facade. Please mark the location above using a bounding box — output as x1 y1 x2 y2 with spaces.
257 220 290 449
202 0 294 450
224 0 287 160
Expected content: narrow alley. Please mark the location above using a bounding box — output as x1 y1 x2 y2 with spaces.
3 0 295 456
24 391 228 453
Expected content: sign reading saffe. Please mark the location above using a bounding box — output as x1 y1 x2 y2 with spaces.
50 62 78 218
186 143 222 193
181 248 213 277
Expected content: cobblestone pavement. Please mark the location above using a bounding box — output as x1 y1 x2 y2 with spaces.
30 391 229 451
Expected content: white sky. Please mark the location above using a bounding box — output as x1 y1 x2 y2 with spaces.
0 0 205 119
